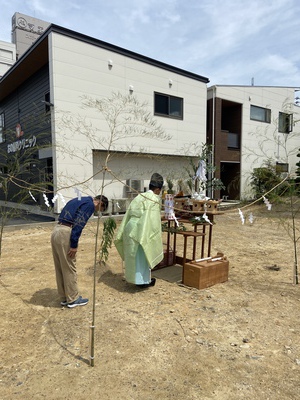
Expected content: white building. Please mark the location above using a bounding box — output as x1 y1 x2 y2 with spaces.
207 85 299 200
0 19 299 214
0 40 16 78
0 24 209 213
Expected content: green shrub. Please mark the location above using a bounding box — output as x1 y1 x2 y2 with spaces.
250 160 286 201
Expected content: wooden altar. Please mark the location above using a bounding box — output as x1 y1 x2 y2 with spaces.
160 210 224 273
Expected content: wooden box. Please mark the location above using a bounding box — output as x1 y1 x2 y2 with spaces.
174 197 187 210
192 199 222 213
183 255 229 289
192 200 206 212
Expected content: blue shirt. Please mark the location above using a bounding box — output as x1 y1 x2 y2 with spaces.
58 196 95 248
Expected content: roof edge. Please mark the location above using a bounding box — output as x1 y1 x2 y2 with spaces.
48 24 210 84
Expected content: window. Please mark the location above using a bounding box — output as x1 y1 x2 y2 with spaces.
250 105 271 123
276 162 289 173
228 132 239 149
278 112 293 133
154 93 183 119
0 113 5 143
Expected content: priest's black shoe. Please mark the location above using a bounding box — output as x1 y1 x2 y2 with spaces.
137 278 156 289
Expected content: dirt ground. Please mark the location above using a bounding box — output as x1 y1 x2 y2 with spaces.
0 203 299 400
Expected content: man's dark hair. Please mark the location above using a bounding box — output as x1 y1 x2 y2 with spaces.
95 195 109 211
149 184 161 191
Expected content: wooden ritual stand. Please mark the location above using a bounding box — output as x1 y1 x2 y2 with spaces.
161 211 224 277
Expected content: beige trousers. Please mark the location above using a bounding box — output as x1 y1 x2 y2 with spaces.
51 224 78 303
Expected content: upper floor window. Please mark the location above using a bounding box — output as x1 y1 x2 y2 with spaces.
250 105 271 123
154 92 183 119
0 113 5 143
228 132 240 149
278 112 293 133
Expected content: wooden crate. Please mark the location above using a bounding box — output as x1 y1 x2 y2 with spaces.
183 255 229 289
192 200 206 212
205 200 222 213
174 197 188 210
192 199 222 213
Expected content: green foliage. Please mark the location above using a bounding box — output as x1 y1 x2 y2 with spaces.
250 160 288 201
99 217 117 262
161 221 187 235
166 179 174 194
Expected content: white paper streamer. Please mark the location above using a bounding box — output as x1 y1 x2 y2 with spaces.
238 208 245 225
59 193 66 206
74 188 82 200
43 192 50 208
52 193 58 204
29 191 37 202
195 160 207 182
263 196 272 210
201 213 213 225
170 212 179 227
249 212 254 224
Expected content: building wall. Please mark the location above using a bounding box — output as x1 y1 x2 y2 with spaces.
0 66 51 204
48 32 208 211
92 151 197 200
0 40 16 78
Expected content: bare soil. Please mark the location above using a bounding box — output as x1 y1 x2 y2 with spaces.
0 204 299 400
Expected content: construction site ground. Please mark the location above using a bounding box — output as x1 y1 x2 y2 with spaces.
0 203 299 400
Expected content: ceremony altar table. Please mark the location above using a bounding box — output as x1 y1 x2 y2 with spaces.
162 211 224 269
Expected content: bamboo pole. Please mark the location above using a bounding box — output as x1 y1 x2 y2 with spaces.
89 207 101 367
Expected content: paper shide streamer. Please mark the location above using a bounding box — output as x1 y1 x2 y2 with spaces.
238 208 245 225
263 196 272 210
52 193 58 204
74 188 82 200
51 192 67 206
200 213 213 225
29 191 37 202
249 212 254 224
43 193 50 208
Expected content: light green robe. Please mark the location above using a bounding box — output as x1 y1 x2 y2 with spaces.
114 190 163 284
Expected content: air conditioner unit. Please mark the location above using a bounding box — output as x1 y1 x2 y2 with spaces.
125 179 144 198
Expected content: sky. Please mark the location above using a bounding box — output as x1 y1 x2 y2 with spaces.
0 0 299 87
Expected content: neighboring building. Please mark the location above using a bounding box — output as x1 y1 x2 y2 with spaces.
0 24 209 213
0 13 49 82
0 18 299 214
0 40 16 78
11 12 50 59
207 85 299 200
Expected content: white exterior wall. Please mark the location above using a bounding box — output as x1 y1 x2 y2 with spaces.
212 86 299 198
0 41 16 78
48 32 207 211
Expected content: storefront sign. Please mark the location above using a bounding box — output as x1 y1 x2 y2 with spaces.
7 136 37 154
